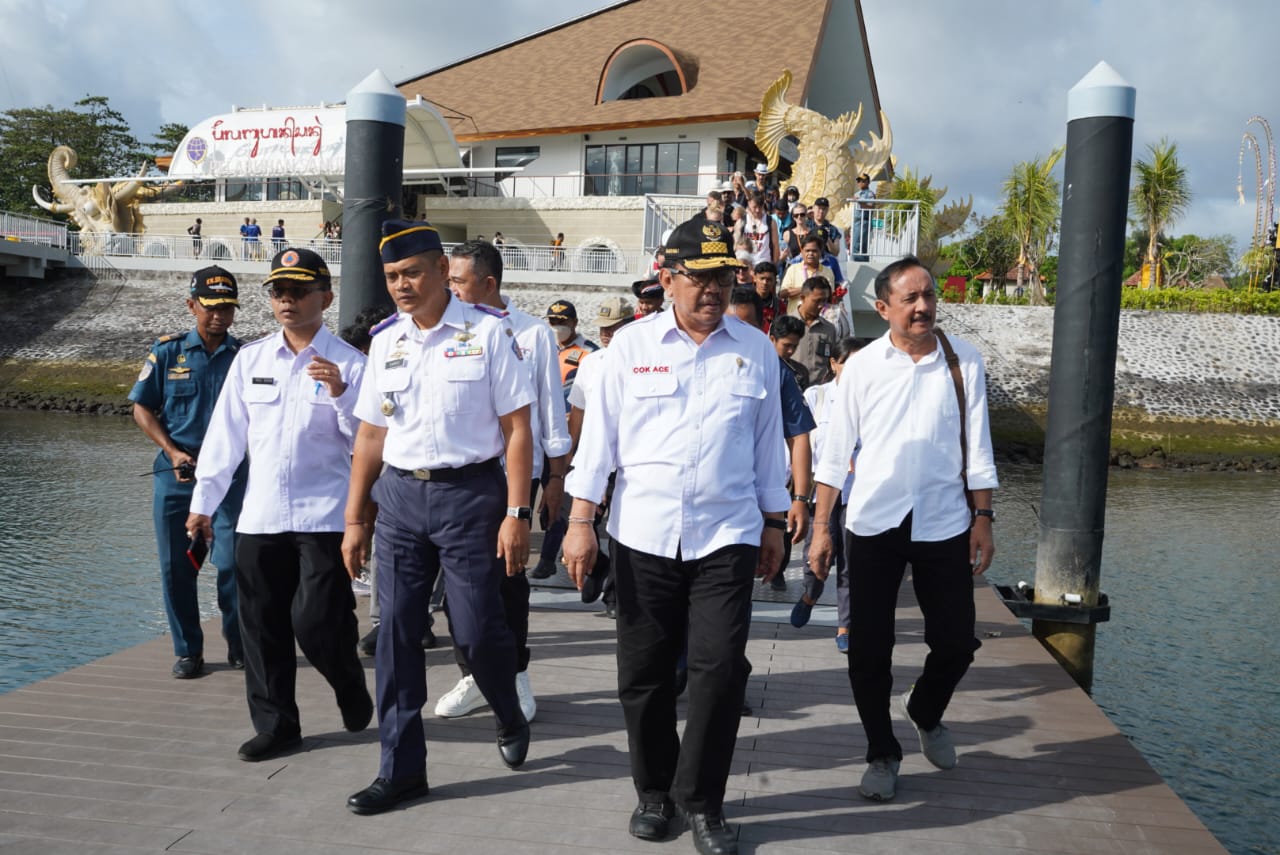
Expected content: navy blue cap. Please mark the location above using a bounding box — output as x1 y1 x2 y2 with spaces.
380 218 443 263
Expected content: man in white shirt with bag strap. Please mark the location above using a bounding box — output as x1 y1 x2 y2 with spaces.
809 255 998 803
563 217 789 855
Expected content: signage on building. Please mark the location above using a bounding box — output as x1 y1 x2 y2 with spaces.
168 107 348 180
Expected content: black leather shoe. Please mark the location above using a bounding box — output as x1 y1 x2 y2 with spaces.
529 559 556 579
237 731 302 762
628 800 674 841
227 650 245 670
497 715 530 769
346 775 429 815
172 656 204 679
358 626 378 656
340 686 374 732
683 809 738 855
421 627 437 650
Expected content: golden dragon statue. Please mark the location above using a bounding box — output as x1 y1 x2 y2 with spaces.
755 69 894 232
32 145 182 253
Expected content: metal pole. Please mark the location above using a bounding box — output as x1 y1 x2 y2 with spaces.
1033 62 1135 692
339 69 405 330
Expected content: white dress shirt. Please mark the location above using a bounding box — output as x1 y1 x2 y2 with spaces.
502 298 570 479
804 380 854 503
566 348 601 411
354 294 533 470
566 309 790 560
814 331 998 541
191 325 365 534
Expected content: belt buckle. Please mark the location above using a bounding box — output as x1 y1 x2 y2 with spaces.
411 468 433 481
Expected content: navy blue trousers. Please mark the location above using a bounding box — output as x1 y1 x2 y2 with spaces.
372 463 520 780
846 512 978 762
151 451 245 659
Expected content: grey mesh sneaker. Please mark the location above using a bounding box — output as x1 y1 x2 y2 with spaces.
858 757 900 801
901 687 957 769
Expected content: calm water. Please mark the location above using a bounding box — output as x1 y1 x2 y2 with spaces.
0 411 1276 853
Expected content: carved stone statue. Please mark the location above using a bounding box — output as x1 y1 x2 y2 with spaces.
755 70 893 231
32 146 180 253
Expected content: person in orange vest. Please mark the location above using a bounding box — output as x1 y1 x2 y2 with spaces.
531 300 598 580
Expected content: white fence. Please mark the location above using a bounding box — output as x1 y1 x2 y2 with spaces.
1 211 69 248
846 199 919 260
65 231 345 265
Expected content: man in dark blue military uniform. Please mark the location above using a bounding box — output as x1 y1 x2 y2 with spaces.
129 266 248 678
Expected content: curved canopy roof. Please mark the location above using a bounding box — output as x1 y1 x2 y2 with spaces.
166 100 463 180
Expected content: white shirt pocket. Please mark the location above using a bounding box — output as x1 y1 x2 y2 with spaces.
444 356 487 413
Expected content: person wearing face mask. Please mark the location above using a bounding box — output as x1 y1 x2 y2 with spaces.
530 300 598 580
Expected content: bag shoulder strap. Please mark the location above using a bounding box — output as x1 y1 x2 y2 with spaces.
935 329 974 509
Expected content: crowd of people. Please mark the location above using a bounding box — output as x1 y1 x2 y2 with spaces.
129 206 997 855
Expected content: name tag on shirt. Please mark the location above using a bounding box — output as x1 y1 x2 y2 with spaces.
251 377 276 385
384 357 407 369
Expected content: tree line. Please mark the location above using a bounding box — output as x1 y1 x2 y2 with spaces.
0 95 187 218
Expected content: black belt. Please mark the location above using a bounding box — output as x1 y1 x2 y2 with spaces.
389 458 501 483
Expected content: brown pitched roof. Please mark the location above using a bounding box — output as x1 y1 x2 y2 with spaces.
398 0 846 142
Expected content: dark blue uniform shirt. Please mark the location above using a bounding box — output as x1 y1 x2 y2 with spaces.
128 329 241 453
779 357 816 439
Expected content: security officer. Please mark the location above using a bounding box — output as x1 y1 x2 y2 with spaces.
188 247 372 764
129 266 246 678
563 217 789 855
342 219 536 816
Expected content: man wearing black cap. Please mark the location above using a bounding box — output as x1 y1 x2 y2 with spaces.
811 197 841 257
631 275 665 317
129 266 246 679
187 247 372 763
563 218 789 855
851 173 877 262
341 219 535 815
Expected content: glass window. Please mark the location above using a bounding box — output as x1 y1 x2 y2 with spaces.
266 178 305 201
223 179 262 203
495 146 540 169
583 141 699 196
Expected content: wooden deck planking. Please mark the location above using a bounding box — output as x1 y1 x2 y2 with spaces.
0 579 1226 854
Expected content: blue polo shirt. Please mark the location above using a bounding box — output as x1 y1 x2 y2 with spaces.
128 329 241 453
779 358 816 438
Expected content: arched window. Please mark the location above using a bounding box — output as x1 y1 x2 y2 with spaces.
597 40 689 104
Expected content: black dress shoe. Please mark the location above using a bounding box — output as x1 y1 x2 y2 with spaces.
172 656 204 679
227 650 245 670
346 774 429 815
358 626 378 656
421 627 437 650
683 809 738 855
529 559 556 579
237 731 302 762
497 715 530 769
340 686 374 732
628 800 674 841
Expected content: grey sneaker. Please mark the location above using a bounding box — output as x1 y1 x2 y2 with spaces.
858 757 900 801
901 687 957 769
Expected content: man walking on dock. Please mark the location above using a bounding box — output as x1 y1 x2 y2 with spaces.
809 255 998 802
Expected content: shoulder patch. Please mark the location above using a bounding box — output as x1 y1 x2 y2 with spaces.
369 314 399 336
155 333 183 345
473 303 509 319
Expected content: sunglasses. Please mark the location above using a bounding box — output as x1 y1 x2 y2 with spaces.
266 284 322 300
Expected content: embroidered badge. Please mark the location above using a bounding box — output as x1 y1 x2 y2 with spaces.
137 362 153 382
443 342 484 359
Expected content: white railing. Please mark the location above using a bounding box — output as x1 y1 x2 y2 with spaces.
643 194 708 250
66 231 344 265
1 211 68 248
845 198 920 260
453 241 652 276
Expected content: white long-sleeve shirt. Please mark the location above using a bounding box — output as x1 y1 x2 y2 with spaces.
503 298 570 479
191 325 365 534
815 331 998 541
566 309 790 560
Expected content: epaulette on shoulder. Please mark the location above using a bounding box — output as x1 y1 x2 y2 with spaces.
155 333 183 345
473 303 509 319
369 314 400 336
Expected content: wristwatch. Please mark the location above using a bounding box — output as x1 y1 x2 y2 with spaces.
973 508 995 522
790 493 809 503
506 506 533 521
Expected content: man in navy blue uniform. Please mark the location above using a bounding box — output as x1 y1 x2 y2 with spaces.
129 266 246 678
342 219 536 815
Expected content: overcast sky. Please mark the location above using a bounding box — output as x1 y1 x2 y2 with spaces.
0 0 1272 252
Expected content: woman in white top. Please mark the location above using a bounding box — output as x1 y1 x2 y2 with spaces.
792 336 867 651
735 191 780 267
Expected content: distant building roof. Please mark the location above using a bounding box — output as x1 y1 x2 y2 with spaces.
397 0 880 143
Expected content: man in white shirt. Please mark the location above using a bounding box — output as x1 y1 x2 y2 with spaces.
563 218 788 855
433 238 571 724
187 247 372 764
809 256 998 803
341 220 536 816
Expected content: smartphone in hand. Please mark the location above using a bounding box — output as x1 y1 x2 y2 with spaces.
187 531 208 570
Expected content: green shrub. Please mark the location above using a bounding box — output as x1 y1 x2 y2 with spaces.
1119 287 1280 315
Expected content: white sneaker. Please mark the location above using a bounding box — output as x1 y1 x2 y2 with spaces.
434 674 488 718
351 573 372 597
901 687 957 769
516 671 537 722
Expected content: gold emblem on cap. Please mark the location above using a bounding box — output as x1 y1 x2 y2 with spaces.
702 224 721 239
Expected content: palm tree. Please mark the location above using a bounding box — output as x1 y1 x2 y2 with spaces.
1131 139 1191 289
1000 147 1064 304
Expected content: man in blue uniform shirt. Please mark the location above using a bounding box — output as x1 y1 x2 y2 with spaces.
563 218 790 855
129 266 246 679
342 219 536 816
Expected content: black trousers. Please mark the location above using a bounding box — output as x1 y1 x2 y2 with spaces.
234 532 366 738
845 511 977 762
613 541 757 813
450 571 530 675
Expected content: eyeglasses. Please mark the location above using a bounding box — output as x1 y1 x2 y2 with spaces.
668 267 735 289
266 284 321 300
